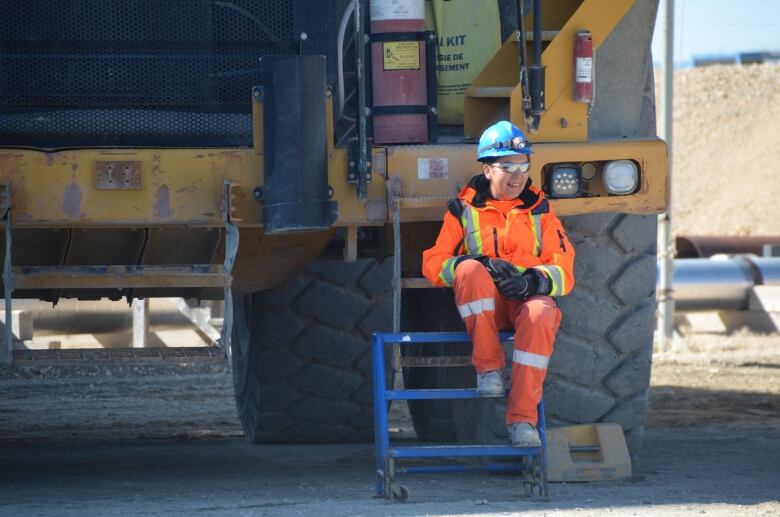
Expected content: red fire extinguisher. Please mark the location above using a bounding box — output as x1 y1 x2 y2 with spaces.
370 0 428 144
573 31 594 104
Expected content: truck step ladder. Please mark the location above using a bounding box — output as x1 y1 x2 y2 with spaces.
380 183 547 501
0 182 240 364
372 331 548 502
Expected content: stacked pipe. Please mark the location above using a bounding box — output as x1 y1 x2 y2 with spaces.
668 257 780 311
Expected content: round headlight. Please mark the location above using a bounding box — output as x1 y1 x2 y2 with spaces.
602 160 638 195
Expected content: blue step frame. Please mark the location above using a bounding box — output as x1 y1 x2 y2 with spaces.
372 331 548 500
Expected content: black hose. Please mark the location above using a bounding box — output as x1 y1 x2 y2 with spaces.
517 0 531 114
533 0 542 64
528 0 545 131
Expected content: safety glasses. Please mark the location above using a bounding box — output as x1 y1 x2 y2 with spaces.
491 161 530 174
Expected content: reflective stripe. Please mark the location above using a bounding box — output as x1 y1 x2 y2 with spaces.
513 349 550 369
461 207 483 255
537 265 565 296
529 213 543 256
438 257 458 286
457 297 495 318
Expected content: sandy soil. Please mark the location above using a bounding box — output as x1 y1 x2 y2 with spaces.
657 63 780 237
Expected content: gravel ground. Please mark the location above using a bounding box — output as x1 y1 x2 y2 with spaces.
0 330 777 516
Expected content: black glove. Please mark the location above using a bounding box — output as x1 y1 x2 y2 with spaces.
455 256 517 282
497 269 551 300
485 258 518 283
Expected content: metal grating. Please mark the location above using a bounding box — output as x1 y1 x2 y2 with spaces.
0 0 296 147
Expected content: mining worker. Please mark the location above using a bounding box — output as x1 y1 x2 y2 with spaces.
421 120 575 446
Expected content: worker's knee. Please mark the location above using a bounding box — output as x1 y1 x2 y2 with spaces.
517 296 560 330
454 258 490 284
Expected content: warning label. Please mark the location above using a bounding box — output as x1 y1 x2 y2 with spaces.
418 158 449 180
383 41 420 71
371 0 424 21
576 57 593 83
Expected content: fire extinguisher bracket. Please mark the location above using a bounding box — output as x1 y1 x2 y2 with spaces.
366 30 438 145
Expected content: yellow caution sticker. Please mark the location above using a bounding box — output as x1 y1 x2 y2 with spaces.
383 41 420 71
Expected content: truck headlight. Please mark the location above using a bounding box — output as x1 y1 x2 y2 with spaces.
603 160 638 195
549 165 581 198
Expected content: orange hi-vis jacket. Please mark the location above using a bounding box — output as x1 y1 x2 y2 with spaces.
422 174 575 295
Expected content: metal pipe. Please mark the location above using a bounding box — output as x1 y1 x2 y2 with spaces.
666 257 780 312
751 258 780 285
672 258 752 311
676 235 780 258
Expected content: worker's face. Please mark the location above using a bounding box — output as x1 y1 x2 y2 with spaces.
482 155 531 200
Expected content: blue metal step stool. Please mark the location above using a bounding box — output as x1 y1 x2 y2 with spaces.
372 331 548 502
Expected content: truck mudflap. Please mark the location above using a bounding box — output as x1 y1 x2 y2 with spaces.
260 55 337 234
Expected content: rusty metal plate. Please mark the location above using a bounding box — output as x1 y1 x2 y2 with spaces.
95 161 141 190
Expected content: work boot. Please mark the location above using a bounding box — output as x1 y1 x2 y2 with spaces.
475 369 505 397
507 422 541 447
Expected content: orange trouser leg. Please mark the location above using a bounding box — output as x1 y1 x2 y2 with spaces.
452 260 510 373
505 295 561 426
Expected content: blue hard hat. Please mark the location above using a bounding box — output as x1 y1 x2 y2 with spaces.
476 121 532 161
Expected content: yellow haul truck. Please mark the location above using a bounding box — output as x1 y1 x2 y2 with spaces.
0 0 666 454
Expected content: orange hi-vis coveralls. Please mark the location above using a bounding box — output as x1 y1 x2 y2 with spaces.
422 174 575 426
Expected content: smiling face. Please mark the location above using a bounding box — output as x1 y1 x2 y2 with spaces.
482 155 531 200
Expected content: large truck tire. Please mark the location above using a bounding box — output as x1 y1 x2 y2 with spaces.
402 213 657 456
230 258 393 443
547 212 657 455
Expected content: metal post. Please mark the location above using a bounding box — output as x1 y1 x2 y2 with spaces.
3 205 13 364
354 0 370 200
389 182 403 383
132 298 149 348
657 0 675 351
220 220 239 359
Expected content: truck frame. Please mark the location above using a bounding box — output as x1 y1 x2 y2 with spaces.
0 0 666 454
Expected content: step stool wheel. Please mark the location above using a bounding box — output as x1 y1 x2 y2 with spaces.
390 484 410 503
523 481 543 498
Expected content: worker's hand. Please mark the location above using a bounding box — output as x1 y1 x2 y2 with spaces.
485 258 518 283
497 269 550 300
497 271 534 300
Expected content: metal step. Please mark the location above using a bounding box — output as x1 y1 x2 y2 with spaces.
384 388 507 400
11 264 231 290
400 277 432 289
390 444 540 459
520 30 559 42
379 331 514 343
12 345 224 364
399 355 471 367
466 86 515 98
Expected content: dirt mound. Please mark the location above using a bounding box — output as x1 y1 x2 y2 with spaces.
658 63 780 236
